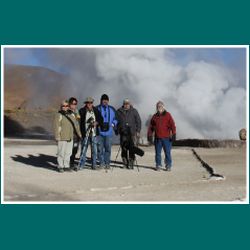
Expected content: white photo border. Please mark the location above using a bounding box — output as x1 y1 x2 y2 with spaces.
1 45 249 205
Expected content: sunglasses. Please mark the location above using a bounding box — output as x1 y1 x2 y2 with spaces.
72 102 78 105
86 102 93 104
62 105 69 107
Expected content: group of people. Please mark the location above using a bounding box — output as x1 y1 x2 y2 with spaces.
54 94 176 173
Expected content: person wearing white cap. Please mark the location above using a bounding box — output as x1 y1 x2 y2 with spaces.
148 101 176 171
116 99 142 169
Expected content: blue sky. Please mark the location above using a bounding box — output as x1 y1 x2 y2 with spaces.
170 48 246 66
4 47 247 85
4 48 52 69
5 47 246 69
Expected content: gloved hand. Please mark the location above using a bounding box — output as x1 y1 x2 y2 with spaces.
170 134 176 142
114 127 119 135
147 136 154 145
136 132 140 138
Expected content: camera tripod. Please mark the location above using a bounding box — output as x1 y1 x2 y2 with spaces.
111 141 140 172
78 123 94 168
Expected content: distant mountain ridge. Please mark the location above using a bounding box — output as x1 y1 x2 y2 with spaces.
4 64 69 110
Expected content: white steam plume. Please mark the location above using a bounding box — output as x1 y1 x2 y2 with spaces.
9 48 247 139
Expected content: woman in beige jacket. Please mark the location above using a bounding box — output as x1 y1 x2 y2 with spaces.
54 100 82 173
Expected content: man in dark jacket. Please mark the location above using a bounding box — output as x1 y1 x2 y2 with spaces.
148 101 176 171
116 99 141 169
68 97 81 169
77 97 103 170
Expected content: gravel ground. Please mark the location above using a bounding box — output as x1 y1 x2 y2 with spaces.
3 139 247 203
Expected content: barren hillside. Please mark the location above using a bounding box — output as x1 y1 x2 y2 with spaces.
4 64 71 138
4 64 69 110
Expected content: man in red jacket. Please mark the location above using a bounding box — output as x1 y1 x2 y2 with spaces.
148 101 176 171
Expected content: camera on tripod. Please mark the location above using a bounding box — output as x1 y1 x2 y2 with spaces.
86 117 95 128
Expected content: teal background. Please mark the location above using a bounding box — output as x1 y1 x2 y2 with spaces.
0 0 249 249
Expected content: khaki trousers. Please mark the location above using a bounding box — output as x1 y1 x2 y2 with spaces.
57 140 73 169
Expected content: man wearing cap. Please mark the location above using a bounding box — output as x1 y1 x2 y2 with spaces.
77 97 103 170
97 94 118 169
147 101 176 171
116 99 142 169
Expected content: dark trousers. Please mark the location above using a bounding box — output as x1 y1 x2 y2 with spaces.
70 138 80 166
120 134 137 161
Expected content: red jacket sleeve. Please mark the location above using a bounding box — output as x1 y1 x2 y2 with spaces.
168 113 176 135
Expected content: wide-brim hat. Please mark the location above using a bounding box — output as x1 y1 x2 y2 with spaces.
84 97 94 103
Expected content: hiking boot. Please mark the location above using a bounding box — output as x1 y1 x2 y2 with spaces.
105 165 111 169
74 165 82 171
128 159 135 169
155 165 162 171
58 168 64 173
165 165 172 171
122 157 128 168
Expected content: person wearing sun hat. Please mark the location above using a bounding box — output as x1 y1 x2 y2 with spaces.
77 97 103 170
54 100 82 173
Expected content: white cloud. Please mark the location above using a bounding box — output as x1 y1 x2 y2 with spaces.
9 47 245 139
93 49 246 139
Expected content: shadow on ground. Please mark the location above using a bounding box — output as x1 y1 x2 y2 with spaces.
109 159 155 170
10 154 155 171
11 154 58 172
